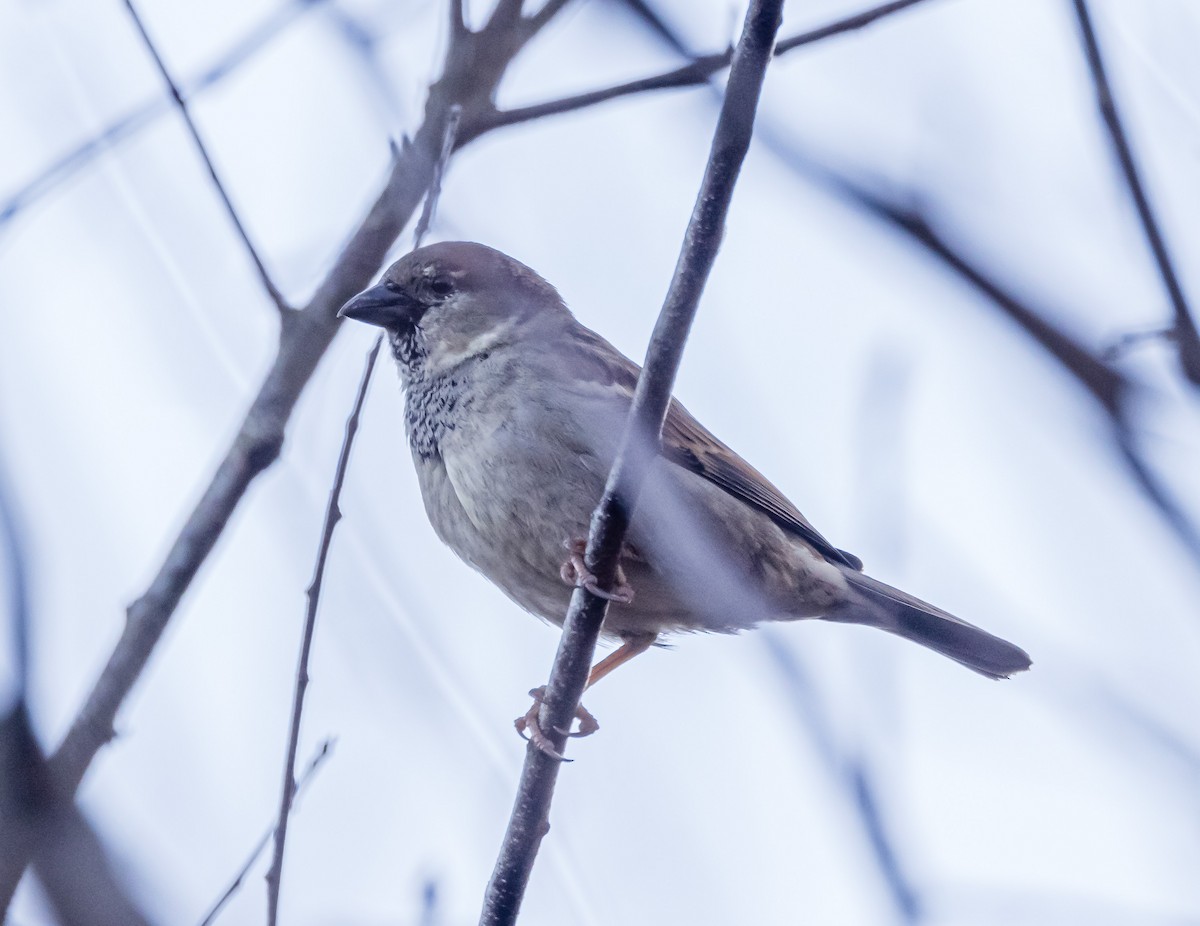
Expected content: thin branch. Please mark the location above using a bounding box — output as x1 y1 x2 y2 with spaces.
0 0 321 227
413 105 462 248
199 739 333 926
776 0 931 52
123 0 291 313
265 100 460 925
478 1 786 923
1071 0 1200 385
264 338 378 926
466 0 933 139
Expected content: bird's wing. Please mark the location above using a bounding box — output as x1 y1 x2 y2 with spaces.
562 326 863 570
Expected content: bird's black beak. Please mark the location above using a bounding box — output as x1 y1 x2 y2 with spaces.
338 283 423 329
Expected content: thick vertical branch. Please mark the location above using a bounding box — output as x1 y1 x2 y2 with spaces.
477 2 786 924
1071 0 1200 384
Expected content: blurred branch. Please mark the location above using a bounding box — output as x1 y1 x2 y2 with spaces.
1071 0 1200 386
466 0 934 139
0 712 157 926
763 637 921 923
413 106 463 248
479 2 785 923
825 175 1200 556
123 0 290 313
852 192 1127 414
0 0 322 227
264 339 379 926
0 461 154 924
201 739 334 926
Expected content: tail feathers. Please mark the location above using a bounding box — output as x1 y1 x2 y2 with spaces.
832 572 1032 680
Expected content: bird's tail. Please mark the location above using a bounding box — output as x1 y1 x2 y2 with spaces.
828 572 1031 679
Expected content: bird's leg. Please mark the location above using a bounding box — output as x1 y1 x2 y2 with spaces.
514 635 656 761
559 538 635 604
584 635 655 690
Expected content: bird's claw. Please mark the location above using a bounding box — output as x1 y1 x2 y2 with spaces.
514 686 600 761
559 539 635 604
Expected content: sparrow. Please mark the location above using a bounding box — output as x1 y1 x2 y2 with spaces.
340 241 1031 754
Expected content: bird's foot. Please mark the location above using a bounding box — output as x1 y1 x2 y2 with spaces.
514 686 600 762
559 538 635 604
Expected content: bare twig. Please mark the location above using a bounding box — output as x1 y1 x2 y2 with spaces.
265 100 461 925
465 0 933 139
263 338 379 926
123 0 290 313
199 739 333 926
1071 0 1200 385
0 0 321 227
478 2 786 923
414 106 463 248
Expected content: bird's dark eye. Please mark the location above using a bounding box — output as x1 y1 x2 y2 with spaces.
384 280 403 294
430 278 454 296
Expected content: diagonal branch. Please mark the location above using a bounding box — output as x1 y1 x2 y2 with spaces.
1070 0 1200 385
200 740 333 926
464 0 934 139
821 171 1200 559
525 0 574 33
478 1 786 923
0 0 322 227
123 0 291 314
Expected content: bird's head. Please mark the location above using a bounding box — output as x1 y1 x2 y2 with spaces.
339 241 569 375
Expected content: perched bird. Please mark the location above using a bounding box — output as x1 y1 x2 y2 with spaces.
340 241 1031 754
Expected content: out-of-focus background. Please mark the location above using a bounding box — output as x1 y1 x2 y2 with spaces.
2 0 1199 923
